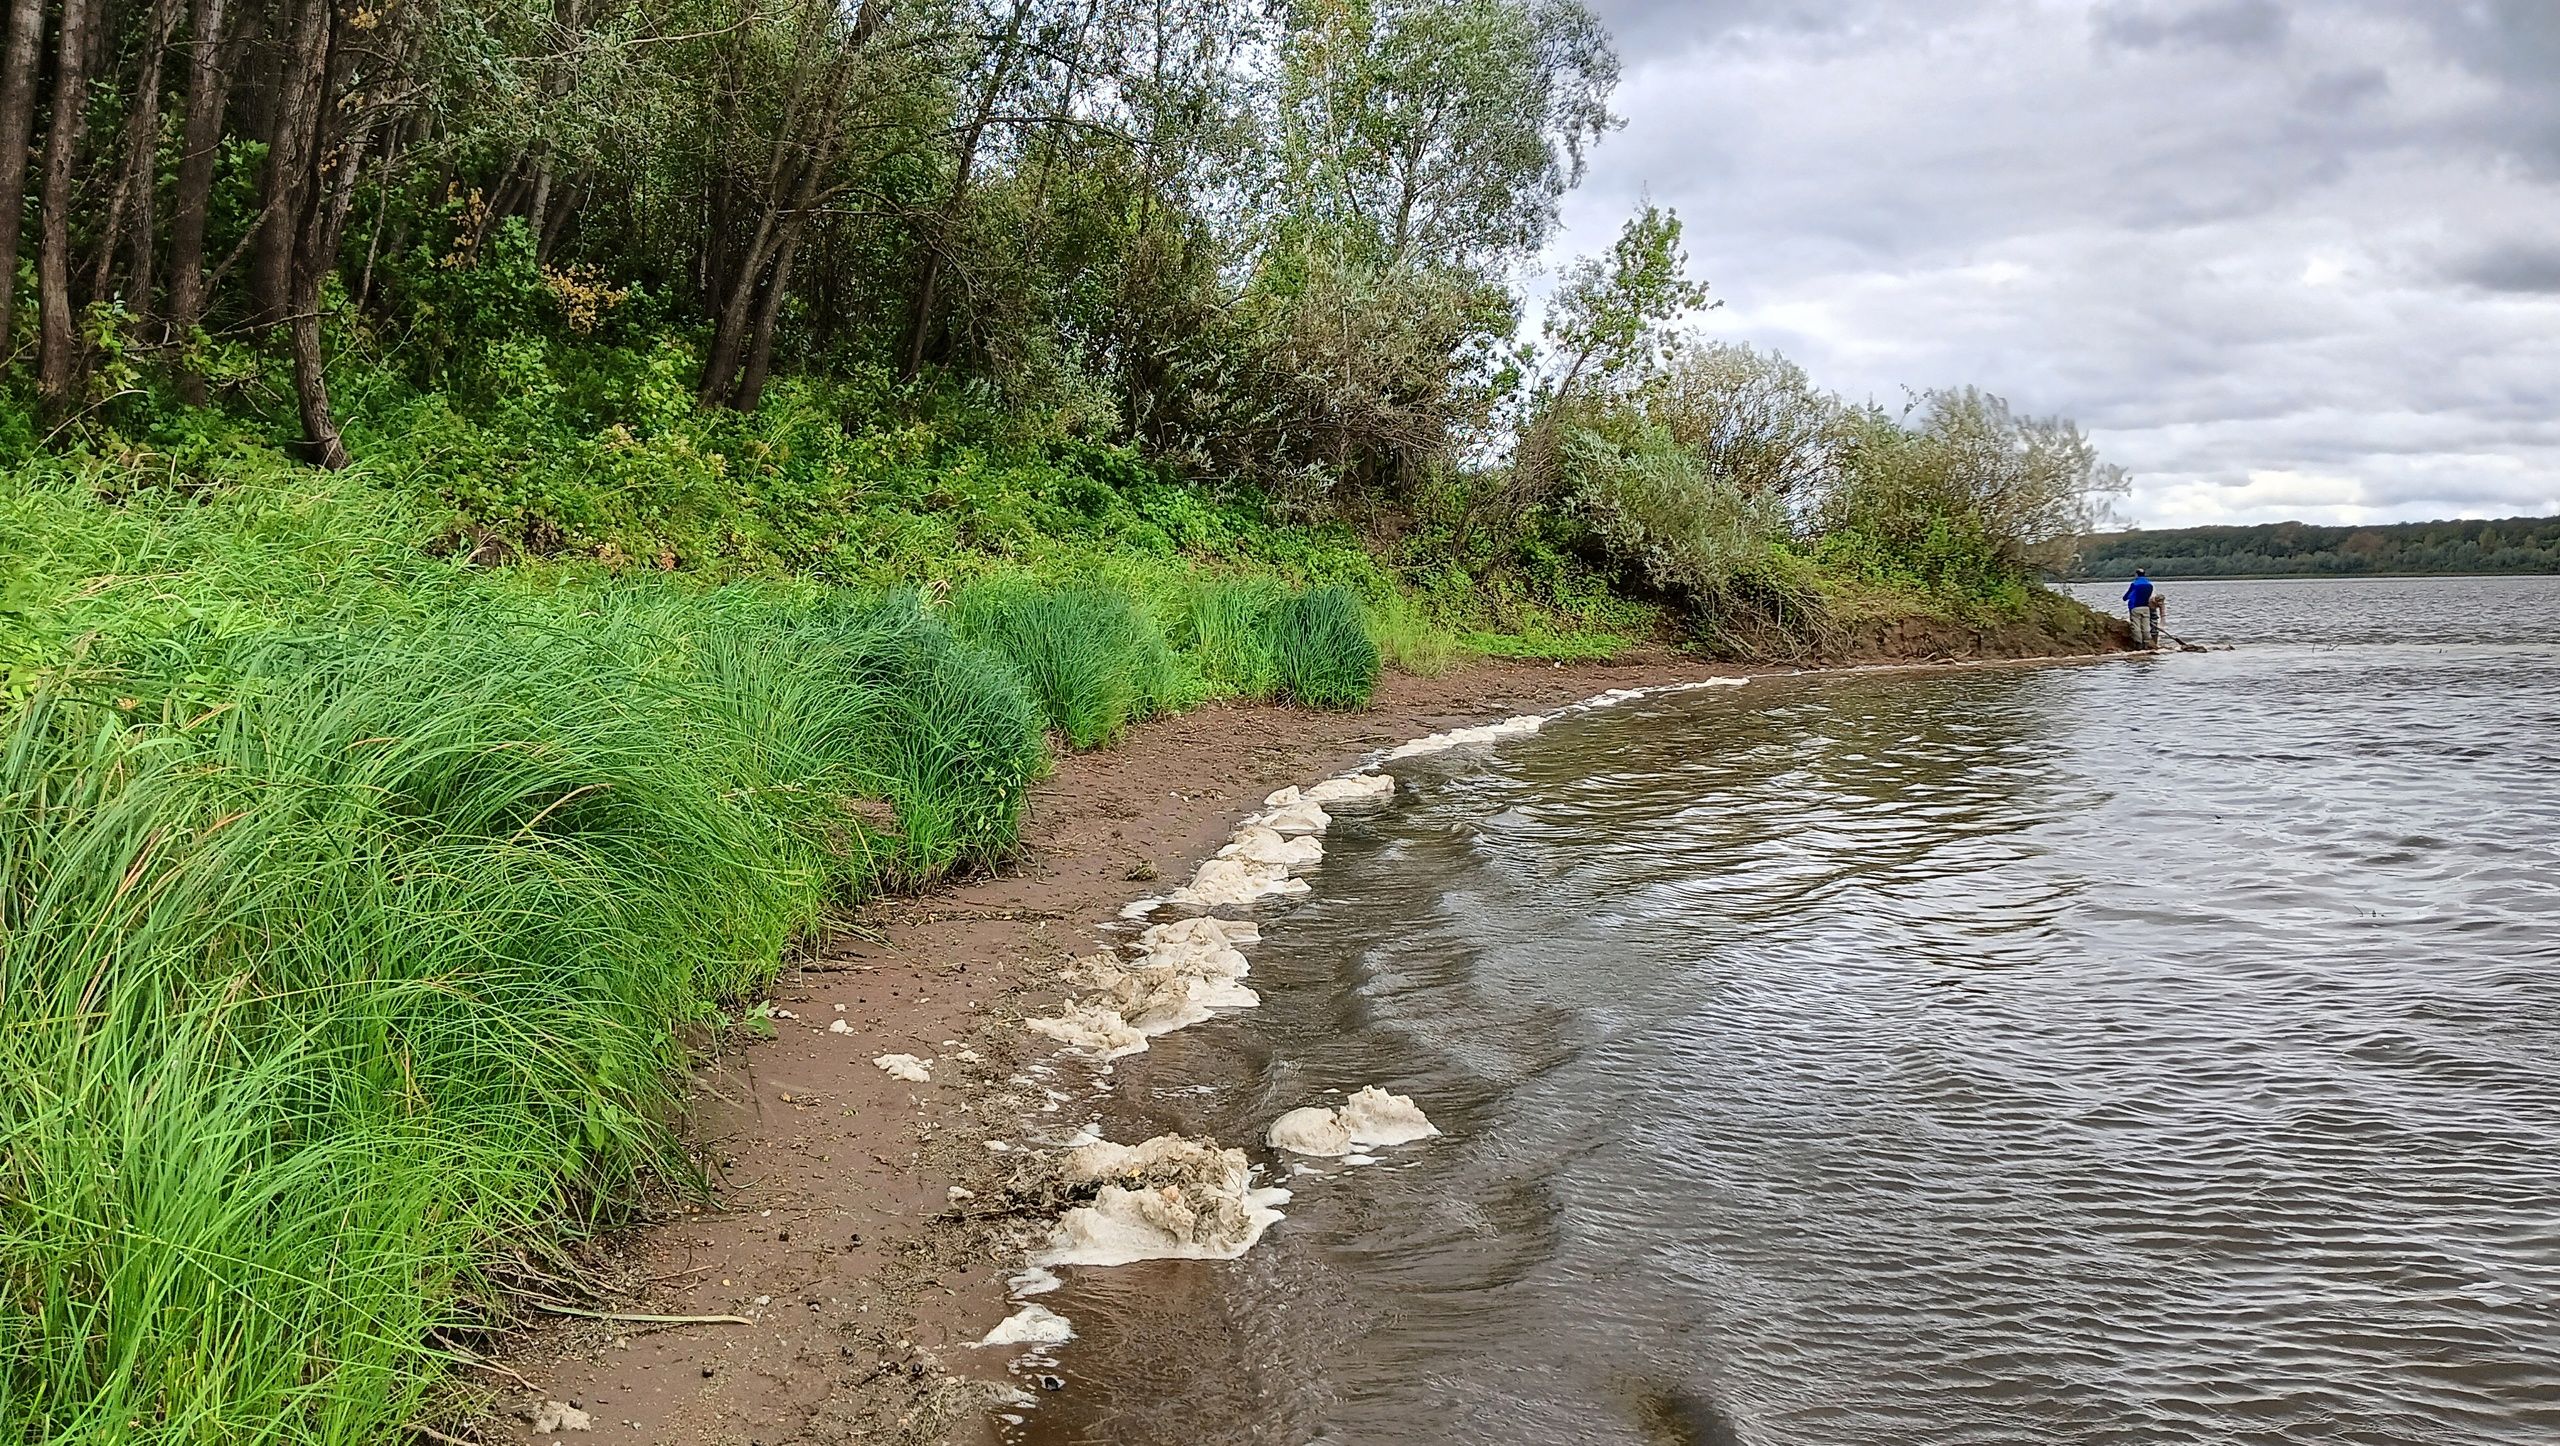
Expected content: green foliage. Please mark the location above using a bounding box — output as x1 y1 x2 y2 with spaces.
1268 583 1383 708
2066 514 2560 578
950 579 1189 750
0 468 1058 1444
1531 334 2125 653
1538 203 1714 397
1174 577 1290 698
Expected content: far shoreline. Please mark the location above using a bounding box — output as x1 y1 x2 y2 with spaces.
2054 570 2560 583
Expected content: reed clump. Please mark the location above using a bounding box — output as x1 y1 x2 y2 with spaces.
0 473 1391 1443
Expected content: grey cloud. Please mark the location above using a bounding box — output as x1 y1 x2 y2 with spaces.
2093 0 2290 57
1580 0 1949 59
2451 244 2560 295
2383 0 2560 173
1551 0 2560 527
2297 66 2389 115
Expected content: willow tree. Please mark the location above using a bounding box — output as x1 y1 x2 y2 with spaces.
1238 0 1622 501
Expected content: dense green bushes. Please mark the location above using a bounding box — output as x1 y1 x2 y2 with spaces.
1538 343 2122 654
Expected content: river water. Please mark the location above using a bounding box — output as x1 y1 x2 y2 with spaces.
1017 576 2560 1446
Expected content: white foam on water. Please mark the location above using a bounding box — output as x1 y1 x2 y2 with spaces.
1265 1105 1353 1157
1340 1085 1440 1146
1140 916 1261 951
1219 824 1324 868
1257 799 1332 836
1036 1135 1291 1267
1168 856 1312 908
1262 1087 1438 1157
1024 1002 1148 1060
1303 772 1396 806
975 1303 1075 1348
1009 1265 1063 1297
1381 714 1544 762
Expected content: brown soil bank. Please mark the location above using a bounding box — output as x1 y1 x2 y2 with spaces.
1816 589 2135 663
475 623 2130 1445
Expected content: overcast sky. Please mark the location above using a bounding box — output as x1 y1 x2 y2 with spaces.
1554 0 2560 529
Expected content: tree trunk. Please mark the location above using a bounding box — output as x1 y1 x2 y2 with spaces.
251 0 331 325
899 0 1031 380
93 0 186 308
286 301 345 467
36 0 97 414
281 0 406 468
0 0 46 359
700 0 888 404
695 205 776 406
166 0 234 399
734 216 804 412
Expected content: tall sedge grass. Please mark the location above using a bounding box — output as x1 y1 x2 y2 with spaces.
0 586 1048 1444
1268 583 1382 708
1366 589 1461 677
1174 577 1288 699
1 473 1393 1443
949 580 1192 750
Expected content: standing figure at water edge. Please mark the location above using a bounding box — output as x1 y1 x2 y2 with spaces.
2124 569 2158 647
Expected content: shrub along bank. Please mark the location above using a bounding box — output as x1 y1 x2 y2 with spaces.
0 457 1395 1444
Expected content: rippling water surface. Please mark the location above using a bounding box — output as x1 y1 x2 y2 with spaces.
1019 577 2560 1446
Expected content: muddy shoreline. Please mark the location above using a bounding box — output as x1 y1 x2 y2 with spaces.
481 645 2126 1445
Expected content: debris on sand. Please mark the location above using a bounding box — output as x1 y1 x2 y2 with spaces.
871 1053 933 1083
530 1400 593 1434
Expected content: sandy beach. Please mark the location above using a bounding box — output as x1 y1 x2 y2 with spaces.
478 654 1743 1444
470 603 2162 1446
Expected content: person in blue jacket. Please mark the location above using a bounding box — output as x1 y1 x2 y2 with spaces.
2124 569 2158 646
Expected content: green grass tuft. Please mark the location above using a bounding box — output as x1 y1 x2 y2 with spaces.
949 580 1188 750
1173 577 1289 699
1268 584 1382 709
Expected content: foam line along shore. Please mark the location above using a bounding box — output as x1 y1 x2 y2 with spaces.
483 651 2130 1445
956 678 1775 1422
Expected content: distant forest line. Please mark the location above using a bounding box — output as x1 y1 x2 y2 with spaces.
2064 515 2560 579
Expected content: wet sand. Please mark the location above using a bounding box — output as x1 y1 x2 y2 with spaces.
480 655 1741 1444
